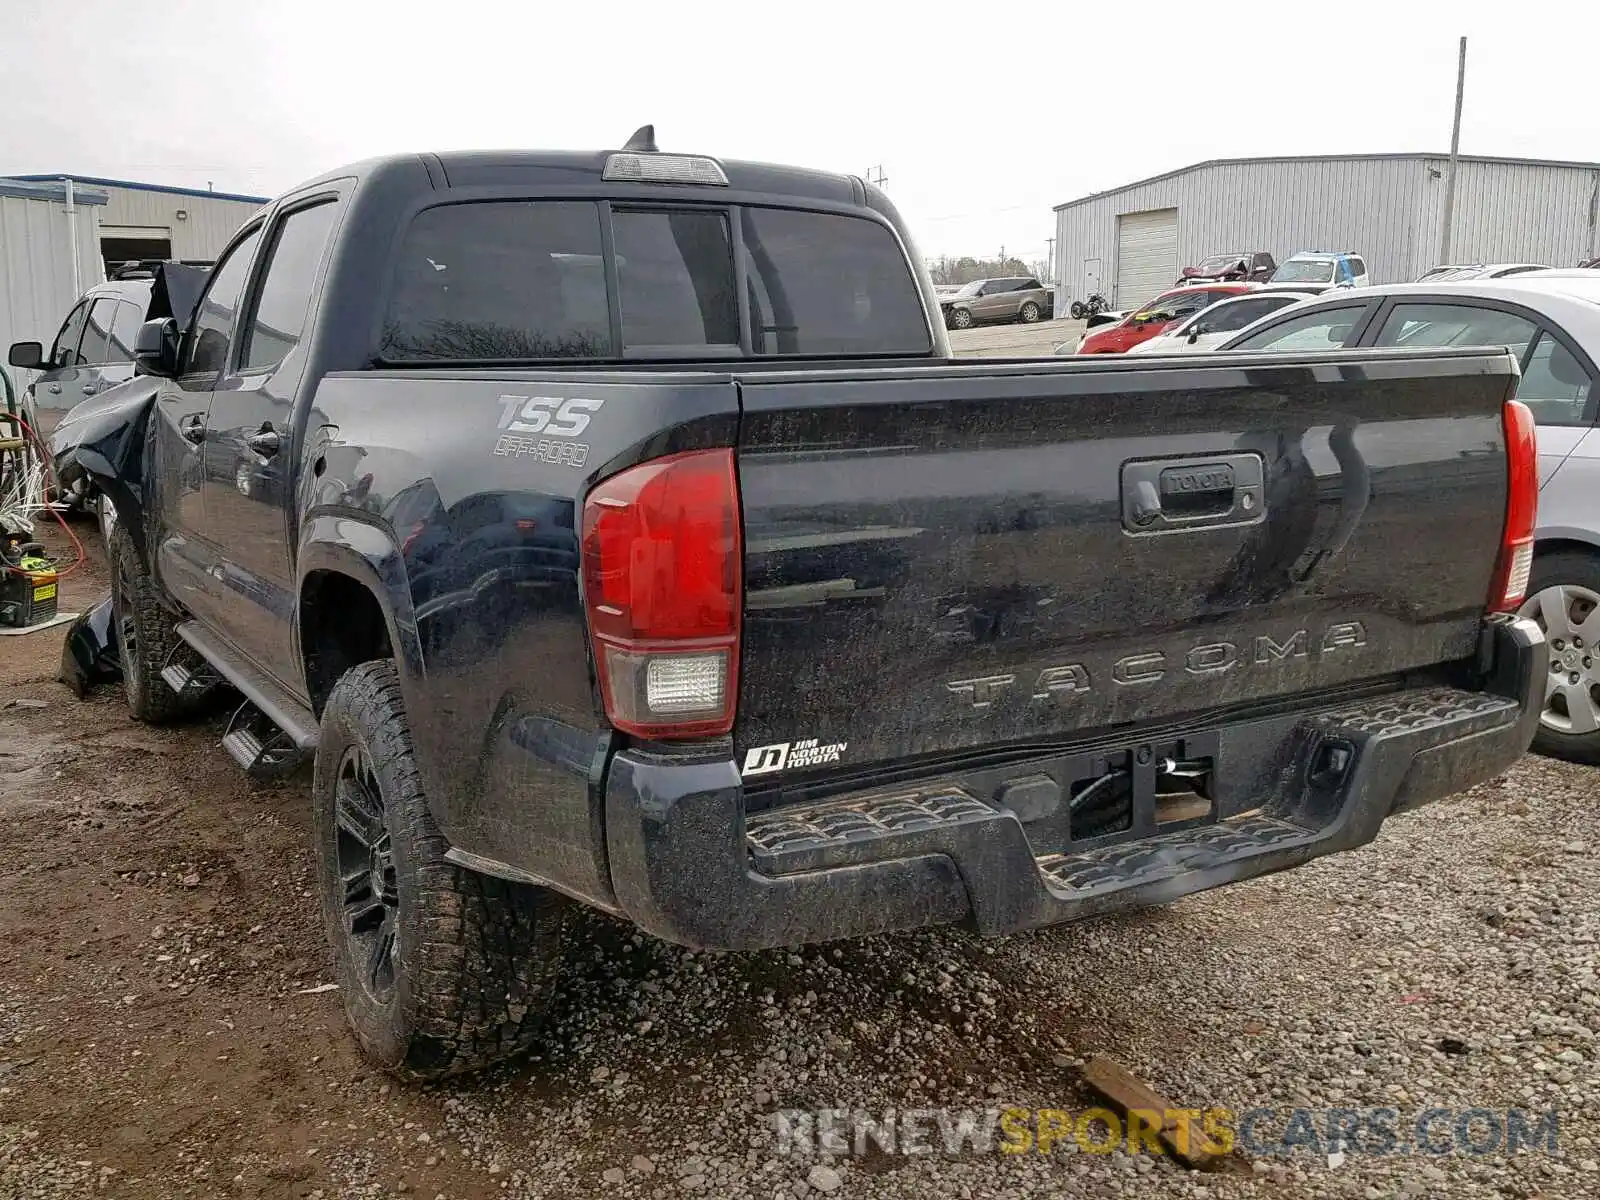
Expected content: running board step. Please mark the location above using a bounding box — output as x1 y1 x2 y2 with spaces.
222 701 305 779
172 621 319 751
160 656 221 701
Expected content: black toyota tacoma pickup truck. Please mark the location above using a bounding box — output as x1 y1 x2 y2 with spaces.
53 129 1546 1080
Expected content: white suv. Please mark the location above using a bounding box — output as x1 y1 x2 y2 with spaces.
1268 251 1370 292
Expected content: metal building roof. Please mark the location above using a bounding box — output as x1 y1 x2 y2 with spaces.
0 177 109 205
1054 152 1600 212
8 173 269 205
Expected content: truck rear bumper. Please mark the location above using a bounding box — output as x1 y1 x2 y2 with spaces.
604 617 1545 951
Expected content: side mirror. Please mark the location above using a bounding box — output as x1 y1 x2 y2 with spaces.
1188 326 1205 342
7 341 43 369
134 318 180 377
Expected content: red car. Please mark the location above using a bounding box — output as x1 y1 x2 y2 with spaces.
1076 283 1257 354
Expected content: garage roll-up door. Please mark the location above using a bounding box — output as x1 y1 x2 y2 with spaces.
1114 208 1178 309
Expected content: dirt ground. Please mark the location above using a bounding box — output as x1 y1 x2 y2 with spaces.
3 522 1597 1200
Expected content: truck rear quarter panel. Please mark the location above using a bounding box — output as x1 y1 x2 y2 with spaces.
302 371 739 907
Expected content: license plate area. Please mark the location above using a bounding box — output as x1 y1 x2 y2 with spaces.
990 730 1220 856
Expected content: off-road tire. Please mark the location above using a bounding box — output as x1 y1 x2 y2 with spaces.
1018 301 1041 324
109 524 192 723
1522 551 1600 765
312 660 569 1080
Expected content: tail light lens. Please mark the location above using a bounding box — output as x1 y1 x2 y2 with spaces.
581 450 741 738
1489 399 1537 612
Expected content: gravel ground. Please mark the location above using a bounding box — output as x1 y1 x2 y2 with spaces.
2 526 1596 1200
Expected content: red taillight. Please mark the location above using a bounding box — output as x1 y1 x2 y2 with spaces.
1489 399 1538 612
581 449 741 738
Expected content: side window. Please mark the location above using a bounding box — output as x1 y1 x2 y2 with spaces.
184 226 264 378
239 201 339 373
50 302 91 368
1022 279 1043 291
1227 306 1365 352
1518 332 1595 427
1373 304 1536 356
78 298 117 365
107 301 142 364
1350 257 1367 279
611 209 738 350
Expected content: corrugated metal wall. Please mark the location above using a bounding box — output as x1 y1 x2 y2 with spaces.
1413 159 1600 270
1 191 105 401
1054 158 1425 310
96 185 263 261
1055 156 1600 312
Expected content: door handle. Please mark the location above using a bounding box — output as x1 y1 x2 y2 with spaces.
82 385 99 396
1122 454 1265 535
47 383 62 394
247 427 281 457
179 414 205 445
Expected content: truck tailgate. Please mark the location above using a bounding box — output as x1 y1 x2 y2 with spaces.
733 350 1519 777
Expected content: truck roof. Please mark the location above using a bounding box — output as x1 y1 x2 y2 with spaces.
289 148 868 210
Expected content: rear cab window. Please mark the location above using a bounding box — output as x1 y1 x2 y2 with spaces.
379 201 929 363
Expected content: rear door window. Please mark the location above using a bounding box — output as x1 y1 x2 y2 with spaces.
1518 332 1595 426
240 200 340 372
108 301 142 364
612 209 738 351
381 201 613 362
1373 303 1536 357
742 207 930 355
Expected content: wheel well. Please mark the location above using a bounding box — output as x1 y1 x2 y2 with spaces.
300 570 393 716
1536 537 1600 560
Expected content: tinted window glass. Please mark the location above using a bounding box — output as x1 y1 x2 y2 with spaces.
51 302 90 368
107 301 142 364
612 209 738 349
1350 258 1367 278
743 208 930 355
1374 304 1536 357
382 202 611 361
1228 306 1364 351
1518 332 1594 426
79 298 117 364
186 227 263 377
241 202 338 372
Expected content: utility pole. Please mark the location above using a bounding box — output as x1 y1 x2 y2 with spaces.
1439 36 1467 266
866 165 888 189
1046 236 1056 284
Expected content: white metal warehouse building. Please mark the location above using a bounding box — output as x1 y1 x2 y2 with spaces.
1 174 266 394
1053 153 1600 312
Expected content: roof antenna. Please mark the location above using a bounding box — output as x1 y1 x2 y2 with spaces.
622 125 657 153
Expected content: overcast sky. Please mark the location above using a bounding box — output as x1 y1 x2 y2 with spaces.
7 0 1595 270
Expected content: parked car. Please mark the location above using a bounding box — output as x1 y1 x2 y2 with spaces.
6 262 210 443
1219 270 1600 761
1070 283 1256 354
1125 290 1317 354
52 134 1543 1085
940 277 1053 328
1177 251 1276 287
1416 264 1549 283
1269 251 1370 290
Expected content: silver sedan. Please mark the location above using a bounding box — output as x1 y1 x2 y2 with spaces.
1218 270 1600 762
